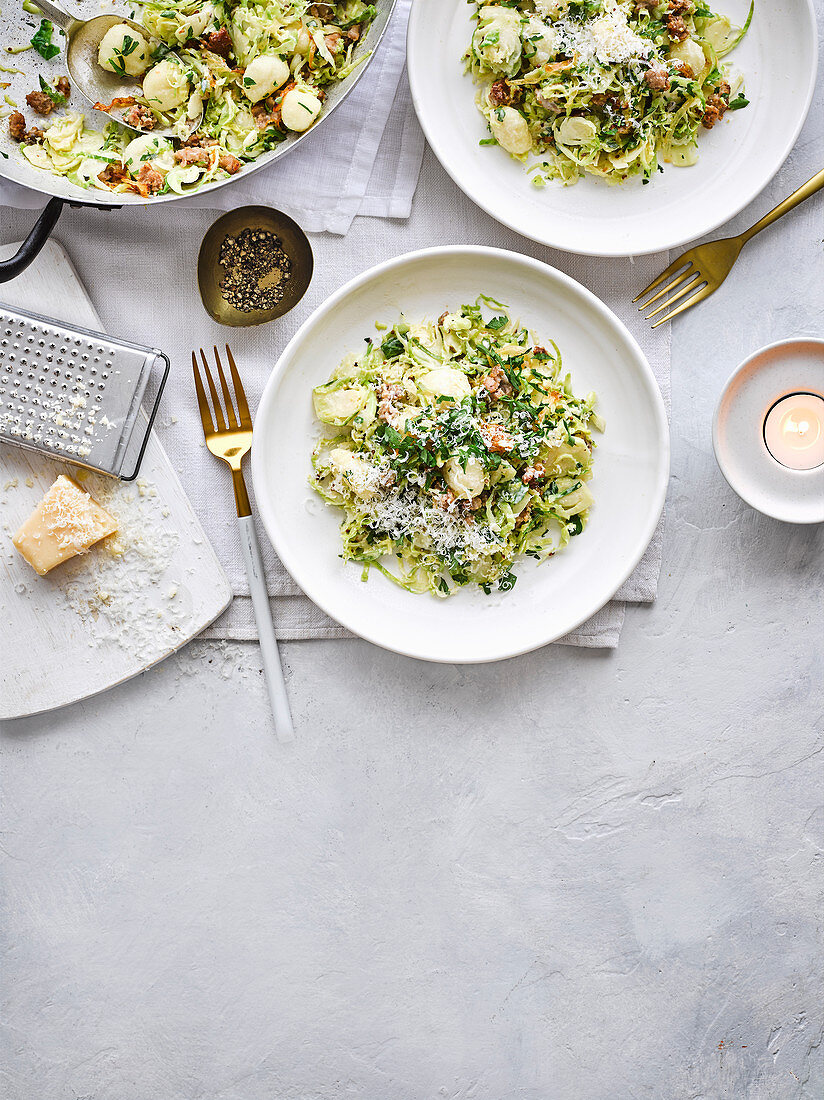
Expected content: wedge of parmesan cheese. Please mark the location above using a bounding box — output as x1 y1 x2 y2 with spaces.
12 475 118 576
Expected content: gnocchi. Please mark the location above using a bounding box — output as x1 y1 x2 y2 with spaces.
280 88 322 132
142 58 190 112
97 24 150 77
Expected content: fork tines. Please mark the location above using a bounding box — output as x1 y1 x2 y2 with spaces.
634 256 712 328
192 345 252 434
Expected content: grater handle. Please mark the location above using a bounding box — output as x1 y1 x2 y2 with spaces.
120 350 170 481
0 198 64 284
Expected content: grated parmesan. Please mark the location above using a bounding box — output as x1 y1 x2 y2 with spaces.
549 1 652 66
364 488 502 560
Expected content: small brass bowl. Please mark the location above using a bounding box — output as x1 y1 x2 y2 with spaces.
197 206 314 327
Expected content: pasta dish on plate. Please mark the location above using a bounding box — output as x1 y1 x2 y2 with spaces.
310 298 603 597
465 0 753 185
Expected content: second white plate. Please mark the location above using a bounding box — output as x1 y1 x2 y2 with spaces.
251 247 669 663
407 0 817 256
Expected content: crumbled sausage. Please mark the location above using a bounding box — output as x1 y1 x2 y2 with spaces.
174 146 212 167
376 381 405 422
218 152 242 174
434 489 458 512
515 503 533 526
201 27 233 59
8 111 26 141
56 76 70 100
124 104 156 130
182 132 218 147
251 97 279 130
588 93 616 111
644 65 670 91
665 1 691 40
98 162 130 186
479 363 513 401
25 90 55 117
135 162 164 193
701 82 730 128
666 13 689 39
347 24 361 41
489 78 513 107
9 111 45 144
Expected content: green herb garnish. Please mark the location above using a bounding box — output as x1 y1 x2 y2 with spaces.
31 20 60 60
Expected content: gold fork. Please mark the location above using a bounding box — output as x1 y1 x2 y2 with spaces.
635 167 824 328
192 345 294 741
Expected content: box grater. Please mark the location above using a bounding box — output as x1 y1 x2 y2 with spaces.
0 303 169 480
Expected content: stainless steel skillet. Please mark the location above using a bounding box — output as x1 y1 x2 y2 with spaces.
0 0 396 280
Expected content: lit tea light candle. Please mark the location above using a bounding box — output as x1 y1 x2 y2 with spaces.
763 392 824 471
714 339 824 524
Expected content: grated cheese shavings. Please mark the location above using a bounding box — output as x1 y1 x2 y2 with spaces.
364 489 502 560
551 1 652 66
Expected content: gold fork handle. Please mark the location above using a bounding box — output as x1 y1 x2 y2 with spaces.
231 465 251 517
741 167 824 244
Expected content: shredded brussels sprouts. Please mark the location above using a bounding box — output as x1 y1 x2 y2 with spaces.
311 297 603 597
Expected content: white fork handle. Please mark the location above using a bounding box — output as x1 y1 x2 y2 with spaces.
237 515 294 742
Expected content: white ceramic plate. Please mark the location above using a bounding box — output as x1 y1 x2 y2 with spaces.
407 0 818 256
252 247 669 663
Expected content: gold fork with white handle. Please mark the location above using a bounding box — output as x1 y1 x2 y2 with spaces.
635 167 824 328
192 345 294 742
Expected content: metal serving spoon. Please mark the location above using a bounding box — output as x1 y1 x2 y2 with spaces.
32 0 202 138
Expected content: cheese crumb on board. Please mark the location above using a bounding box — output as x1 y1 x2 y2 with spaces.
12 475 117 576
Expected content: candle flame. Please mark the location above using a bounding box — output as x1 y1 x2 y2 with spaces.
784 417 810 438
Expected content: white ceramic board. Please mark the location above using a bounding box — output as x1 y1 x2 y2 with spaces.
0 241 232 719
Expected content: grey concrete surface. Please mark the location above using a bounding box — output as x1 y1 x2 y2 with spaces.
2 47 824 1100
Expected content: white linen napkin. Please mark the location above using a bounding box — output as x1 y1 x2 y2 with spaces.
0 1 423 235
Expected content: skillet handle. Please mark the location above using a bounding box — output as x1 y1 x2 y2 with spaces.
0 197 65 283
